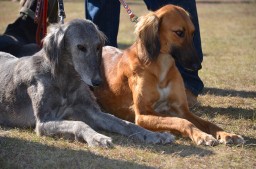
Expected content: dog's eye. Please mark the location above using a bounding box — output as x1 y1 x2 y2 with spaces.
77 44 87 52
174 31 184 38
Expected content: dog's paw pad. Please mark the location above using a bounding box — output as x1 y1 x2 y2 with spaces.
160 132 175 144
87 134 113 148
233 135 245 145
145 132 175 144
196 134 218 146
218 133 245 145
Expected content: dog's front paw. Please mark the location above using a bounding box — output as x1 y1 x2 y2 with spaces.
143 132 175 144
195 133 218 146
87 133 113 148
217 131 245 145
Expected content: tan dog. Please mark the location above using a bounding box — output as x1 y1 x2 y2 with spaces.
93 5 244 145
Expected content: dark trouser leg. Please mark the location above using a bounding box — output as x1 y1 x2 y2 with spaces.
85 0 120 47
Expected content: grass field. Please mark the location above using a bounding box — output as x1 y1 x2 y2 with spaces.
0 0 256 168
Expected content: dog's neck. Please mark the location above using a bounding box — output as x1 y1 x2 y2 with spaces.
42 52 78 85
133 40 151 65
126 40 176 88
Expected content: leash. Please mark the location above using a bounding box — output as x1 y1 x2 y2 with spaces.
58 0 66 24
34 0 47 46
119 0 138 23
34 0 66 46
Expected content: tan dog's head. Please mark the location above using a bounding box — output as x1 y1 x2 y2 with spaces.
135 5 201 71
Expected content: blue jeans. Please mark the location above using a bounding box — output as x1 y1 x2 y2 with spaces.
85 0 204 95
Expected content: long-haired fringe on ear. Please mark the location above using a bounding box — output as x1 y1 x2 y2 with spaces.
43 23 66 75
135 12 161 62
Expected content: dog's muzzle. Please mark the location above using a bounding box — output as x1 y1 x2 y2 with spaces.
91 74 103 87
91 79 102 87
171 45 202 72
188 63 202 71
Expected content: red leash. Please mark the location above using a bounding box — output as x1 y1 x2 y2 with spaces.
34 0 66 46
42 0 48 39
34 0 48 46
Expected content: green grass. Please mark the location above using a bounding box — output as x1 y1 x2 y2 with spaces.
0 1 256 168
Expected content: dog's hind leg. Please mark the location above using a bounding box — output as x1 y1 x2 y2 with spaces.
82 110 175 144
35 120 113 148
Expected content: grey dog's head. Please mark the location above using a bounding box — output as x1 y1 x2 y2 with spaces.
43 19 106 87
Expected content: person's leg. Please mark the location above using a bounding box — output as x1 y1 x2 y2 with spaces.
85 0 120 47
144 0 204 98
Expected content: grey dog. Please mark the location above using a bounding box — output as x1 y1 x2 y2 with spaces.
0 19 174 147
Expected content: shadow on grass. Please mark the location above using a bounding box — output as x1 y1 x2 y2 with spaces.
193 105 255 119
110 134 214 157
202 87 256 99
243 136 256 148
0 136 154 169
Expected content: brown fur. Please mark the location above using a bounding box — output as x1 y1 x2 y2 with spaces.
94 5 244 145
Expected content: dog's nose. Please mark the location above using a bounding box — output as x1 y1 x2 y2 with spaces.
91 79 102 86
192 64 202 71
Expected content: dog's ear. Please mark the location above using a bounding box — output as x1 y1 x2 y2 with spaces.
135 12 161 61
43 24 66 71
97 29 107 46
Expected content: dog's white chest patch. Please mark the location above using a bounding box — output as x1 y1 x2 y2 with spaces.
159 54 172 82
159 66 169 83
154 84 171 112
157 85 171 101
153 54 173 112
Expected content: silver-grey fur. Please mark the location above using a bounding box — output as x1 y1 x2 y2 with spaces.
0 19 174 147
